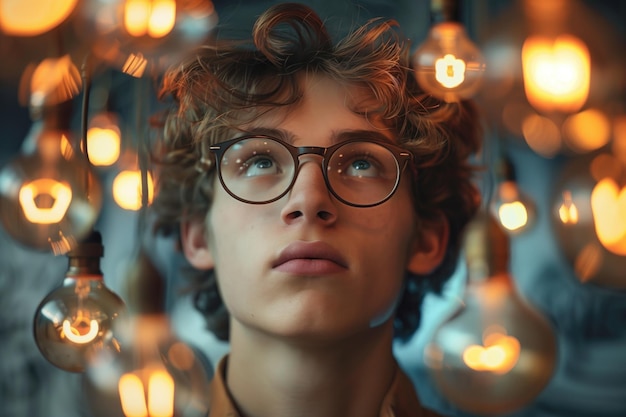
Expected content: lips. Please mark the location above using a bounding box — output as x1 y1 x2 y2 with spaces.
272 241 348 275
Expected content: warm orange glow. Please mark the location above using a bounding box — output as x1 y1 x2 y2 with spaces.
122 53 149 78
591 178 626 256
119 373 148 417
62 318 99 344
463 332 521 374
29 55 81 107
522 35 590 113
563 109 611 152
521 114 561 157
148 370 175 417
87 127 121 166
498 201 528 231
124 0 176 38
148 0 176 38
558 191 579 224
435 54 466 88
112 170 154 211
119 370 174 417
613 116 626 166
0 0 78 36
19 179 72 224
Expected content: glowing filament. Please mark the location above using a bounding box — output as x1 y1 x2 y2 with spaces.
62 318 99 344
590 178 626 256
463 333 520 374
19 179 72 224
148 370 175 417
435 54 466 88
124 0 176 38
498 201 528 231
558 191 579 224
119 370 174 417
522 35 590 113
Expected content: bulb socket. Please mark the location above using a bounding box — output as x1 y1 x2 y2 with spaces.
463 210 510 281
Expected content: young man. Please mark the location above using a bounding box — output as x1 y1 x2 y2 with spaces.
153 3 481 416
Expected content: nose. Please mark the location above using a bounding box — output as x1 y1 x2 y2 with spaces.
280 156 338 225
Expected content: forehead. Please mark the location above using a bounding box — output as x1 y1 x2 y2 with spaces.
238 73 394 143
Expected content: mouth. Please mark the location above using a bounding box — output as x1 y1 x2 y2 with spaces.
272 241 348 275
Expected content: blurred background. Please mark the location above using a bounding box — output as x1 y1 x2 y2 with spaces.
0 1 625 417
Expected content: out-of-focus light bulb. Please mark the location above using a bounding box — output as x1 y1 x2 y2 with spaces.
33 231 126 372
112 169 154 211
87 112 122 167
0 0 78 36
19 54 82 109
85 251 211 417
491 158 535 234
412 21 485 102
493 181 535 234
590 177 626 256
522 34 590 114
424 211 557 416
124 0 177 38
558 191 579 224
81 0 218 75
0 120 102 253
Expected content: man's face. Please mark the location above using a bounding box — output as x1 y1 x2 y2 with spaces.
184 74 442 343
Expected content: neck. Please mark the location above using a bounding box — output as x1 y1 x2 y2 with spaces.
226 320 397 417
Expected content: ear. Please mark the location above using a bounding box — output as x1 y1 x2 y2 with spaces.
180 219 214 270
407 216 449 275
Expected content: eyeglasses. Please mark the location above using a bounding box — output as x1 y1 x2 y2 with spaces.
209 135 413 207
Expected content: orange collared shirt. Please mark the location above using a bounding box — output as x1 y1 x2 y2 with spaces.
207 356 446 417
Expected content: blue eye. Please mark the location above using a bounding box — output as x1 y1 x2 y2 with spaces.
243 156 278 177
351 160 371 171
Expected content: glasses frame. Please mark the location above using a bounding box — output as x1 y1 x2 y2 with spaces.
209 134 413 207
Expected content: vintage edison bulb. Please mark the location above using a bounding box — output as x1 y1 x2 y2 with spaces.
86 250 211 417
424 212 557 416
33 231 126 372
0 120 102 254
412 21 485 102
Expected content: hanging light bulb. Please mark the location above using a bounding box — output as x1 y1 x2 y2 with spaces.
85 250 211 417
552 153 626 289
0 0 78 36
424 211 557 416
80 0 218 75
112 168 155 211
87 112 122 167
412 0 485 102
0 108 102 254
491 157 535 234
33 230 126 372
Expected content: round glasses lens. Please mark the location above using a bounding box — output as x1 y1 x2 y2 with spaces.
219 137 295 203
327 141 400 206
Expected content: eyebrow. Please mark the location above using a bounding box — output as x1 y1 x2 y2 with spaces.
240 126 394 145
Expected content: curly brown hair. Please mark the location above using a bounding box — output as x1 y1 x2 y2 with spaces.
152 2 482 342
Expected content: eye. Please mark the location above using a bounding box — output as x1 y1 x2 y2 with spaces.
345 157 378 177
241 155 281 177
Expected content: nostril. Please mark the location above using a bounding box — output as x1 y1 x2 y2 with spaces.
286 210 304 221
318 211 333 221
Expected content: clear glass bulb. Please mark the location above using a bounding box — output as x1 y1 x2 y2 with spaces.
0 120 102 254
79 0 219 74
33 232 126 372
424 212 557 416
86 314 212 417
412 21 486 102
492 180 535 234
85 250 211 417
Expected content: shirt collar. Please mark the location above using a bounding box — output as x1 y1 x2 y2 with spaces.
207 355 441 417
